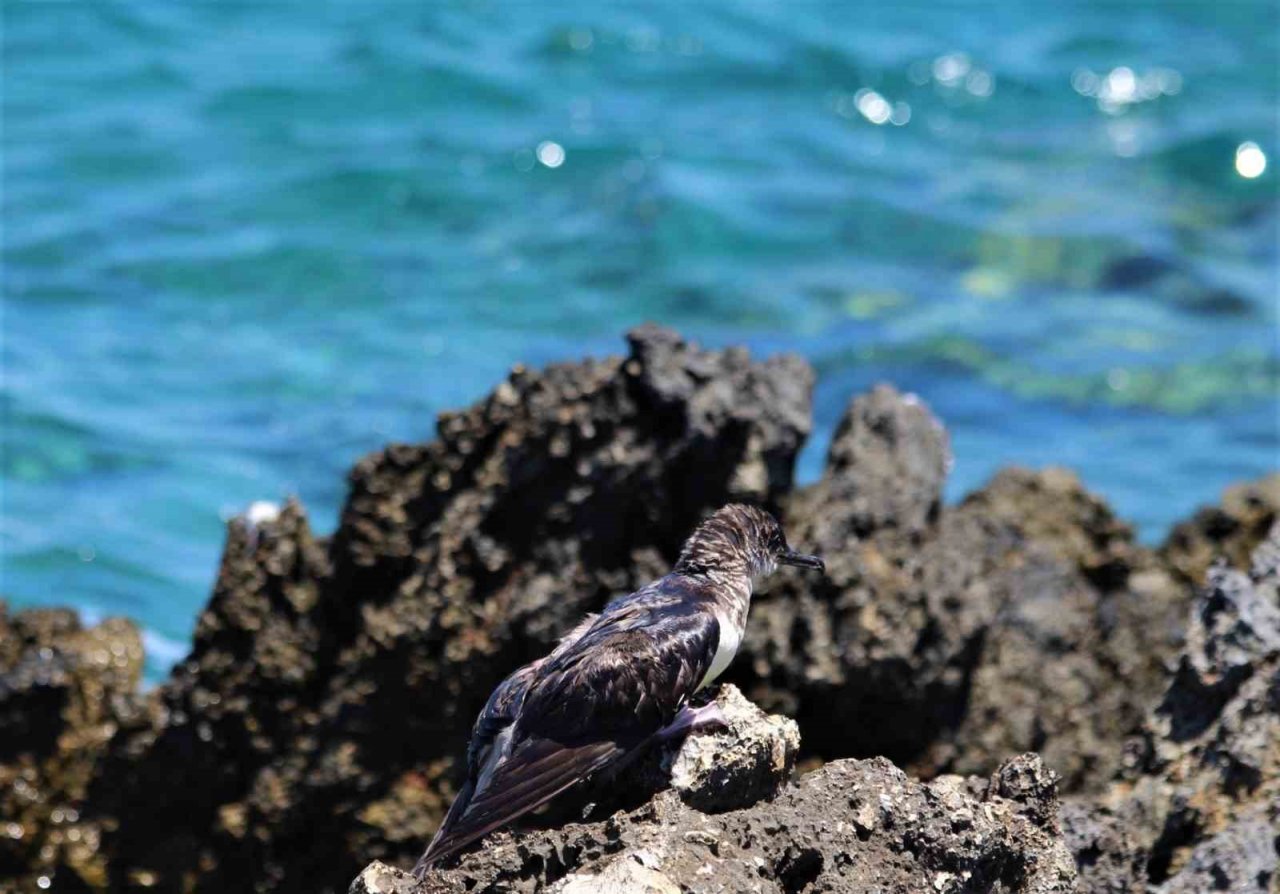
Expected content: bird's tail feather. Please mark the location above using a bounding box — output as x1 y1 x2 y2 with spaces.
411 737 624 877
411 776 476 878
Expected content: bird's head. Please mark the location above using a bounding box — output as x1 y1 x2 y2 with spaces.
673 504 824 584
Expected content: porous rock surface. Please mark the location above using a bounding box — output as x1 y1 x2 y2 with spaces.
0 604 144 891
1069 522 1280 893
1161 475 1280 585
521 683 799 830
80 326 816 893
752 390 1195 794
357 751 1075 894
2 327 1278 894
665 683 800 814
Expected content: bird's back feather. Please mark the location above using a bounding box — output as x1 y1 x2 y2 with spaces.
411 575 722 876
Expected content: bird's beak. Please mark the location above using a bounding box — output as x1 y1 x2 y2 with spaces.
779 549 824 572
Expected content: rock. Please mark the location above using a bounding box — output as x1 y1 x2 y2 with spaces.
0 604 144 892
84 498 334 891
549 858 681 894
83 327 815 893
666 684 799 814
4 328 1277 894
1161 473 1280 585
743 397 1189 794
923 469 1191 793
796 383 951 538
1083 522 1280 888
349 861 417 894
407 754 1075 894
1059 801 1147 894
1155 812 1277 894
741 386 1000 760
507 685 798 833
988 752 1063 828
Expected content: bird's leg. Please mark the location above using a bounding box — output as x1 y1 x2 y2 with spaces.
656 702 728 742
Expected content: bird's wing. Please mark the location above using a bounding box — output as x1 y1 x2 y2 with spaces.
413 585 719 873
522 586 720 740
456 612 601 788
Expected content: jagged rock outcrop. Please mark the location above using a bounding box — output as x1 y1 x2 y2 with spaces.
352 748 1076 894
1161 474 1280 586
742 387 1190 793
81 326 815 893
0 604 144 892
919 469 1192 793
2 328 1276 894
1080 523 1280 892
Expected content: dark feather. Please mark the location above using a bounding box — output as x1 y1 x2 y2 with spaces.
412 776 475 876
412 737 624 871
412 577 722 875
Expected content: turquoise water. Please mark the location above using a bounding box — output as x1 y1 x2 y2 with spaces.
3 3 1277 679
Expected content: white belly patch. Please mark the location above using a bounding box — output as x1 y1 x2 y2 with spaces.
699 610 742 690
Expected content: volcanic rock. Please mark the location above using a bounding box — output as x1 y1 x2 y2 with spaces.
1 329 1276 894
357 752 1075 894
739 388 1190 794
83 326 814 893
0 604 144 891
1103 522 1279 890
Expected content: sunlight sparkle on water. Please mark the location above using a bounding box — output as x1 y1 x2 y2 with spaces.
1073 66 1181 114
855 89 891 125
830 88 910 127
923 52 994 98
536 141 566 168
1235 142 1267 179
932 52 970 86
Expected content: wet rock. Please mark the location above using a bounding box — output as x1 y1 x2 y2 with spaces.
0 604 144 892
408 755 1075 894
85 327 814 893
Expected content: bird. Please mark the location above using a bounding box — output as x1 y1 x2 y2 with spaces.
412 503 824 875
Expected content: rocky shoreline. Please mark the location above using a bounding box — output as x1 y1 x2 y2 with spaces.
2 326 1276 893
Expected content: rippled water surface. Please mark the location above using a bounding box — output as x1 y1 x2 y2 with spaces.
4 4 1277 677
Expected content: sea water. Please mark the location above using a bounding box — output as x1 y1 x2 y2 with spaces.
3 3 1277 679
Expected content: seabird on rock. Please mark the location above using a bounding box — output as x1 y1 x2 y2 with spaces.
412 504 824 875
